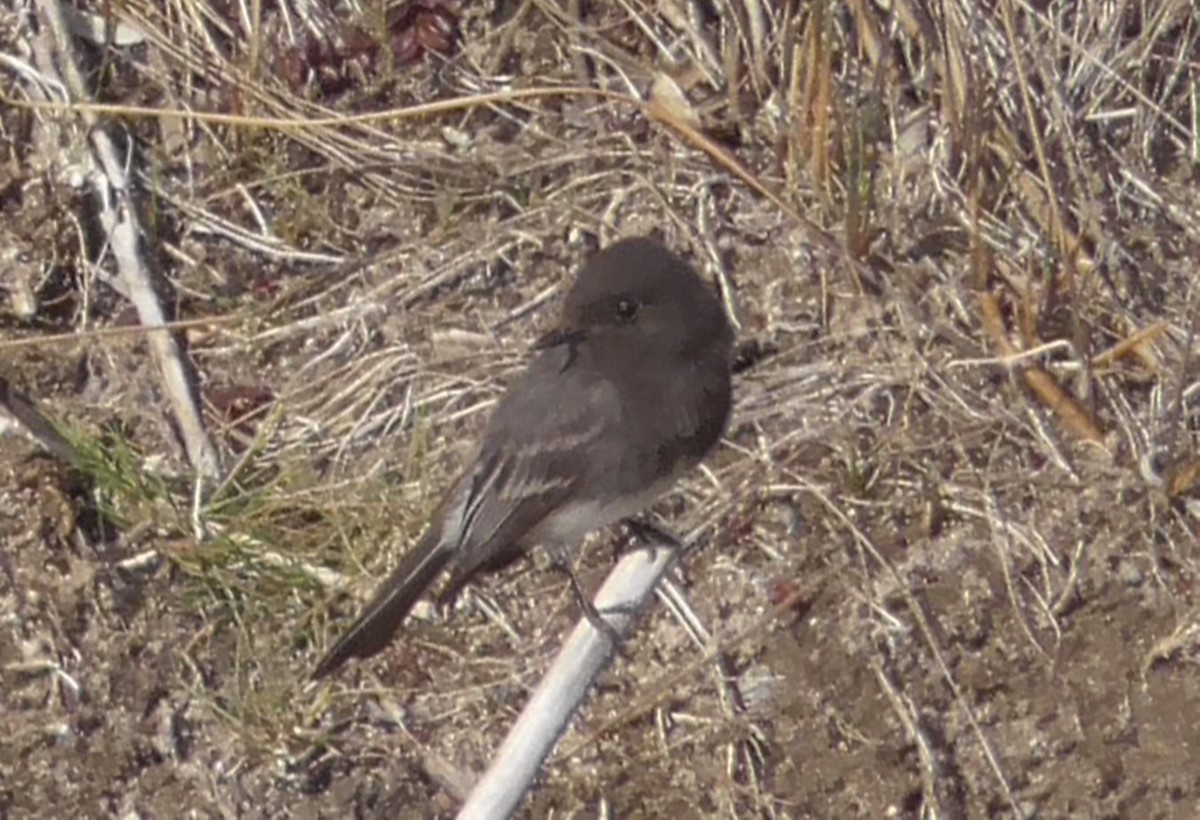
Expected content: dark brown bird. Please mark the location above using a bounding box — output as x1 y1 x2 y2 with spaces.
312 237 734 678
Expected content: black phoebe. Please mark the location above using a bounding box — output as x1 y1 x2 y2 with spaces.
311 237 734 678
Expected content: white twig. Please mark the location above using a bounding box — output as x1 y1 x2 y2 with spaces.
31 0 220 477
457 542 677 819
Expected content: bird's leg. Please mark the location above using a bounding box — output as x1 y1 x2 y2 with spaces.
618 517 683 555
591 518 684 623
547 544 629 654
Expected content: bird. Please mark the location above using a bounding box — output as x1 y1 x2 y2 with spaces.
311 236 734 679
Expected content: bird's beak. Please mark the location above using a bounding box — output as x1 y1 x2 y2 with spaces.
533 327 586 350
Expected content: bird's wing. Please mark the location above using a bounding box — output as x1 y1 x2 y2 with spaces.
312 346 616 677
437 345 621 596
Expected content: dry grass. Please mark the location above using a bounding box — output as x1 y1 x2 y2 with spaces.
2 0 1199 816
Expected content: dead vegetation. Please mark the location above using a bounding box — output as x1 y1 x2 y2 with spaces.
1 0 1199 816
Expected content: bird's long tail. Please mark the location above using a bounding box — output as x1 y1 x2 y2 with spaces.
311 529 452 679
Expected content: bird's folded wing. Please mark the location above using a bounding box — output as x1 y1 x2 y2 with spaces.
439 352 621 589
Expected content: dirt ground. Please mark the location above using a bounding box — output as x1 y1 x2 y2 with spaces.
3 1 1199 818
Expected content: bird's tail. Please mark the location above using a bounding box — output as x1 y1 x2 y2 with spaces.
311 529 453 679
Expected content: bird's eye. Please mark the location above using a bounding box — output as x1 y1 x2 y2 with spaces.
615 298 639 322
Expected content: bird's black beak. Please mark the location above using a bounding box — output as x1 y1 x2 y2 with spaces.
533 327 586 350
